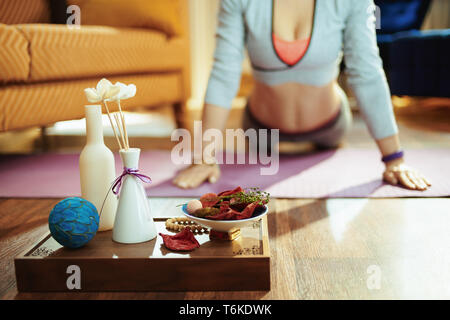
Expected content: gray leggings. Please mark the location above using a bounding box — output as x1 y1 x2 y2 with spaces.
242 86 352 149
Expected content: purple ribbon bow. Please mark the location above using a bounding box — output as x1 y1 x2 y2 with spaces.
112 167 152 195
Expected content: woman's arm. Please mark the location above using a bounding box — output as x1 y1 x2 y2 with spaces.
203 0 246 109
343 0 398 140
173 0 245 189
343 0 430 190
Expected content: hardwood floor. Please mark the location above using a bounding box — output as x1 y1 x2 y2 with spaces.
1 197 450 299
0 106 449 300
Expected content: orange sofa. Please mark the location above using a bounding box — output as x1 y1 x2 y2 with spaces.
0 0 191 132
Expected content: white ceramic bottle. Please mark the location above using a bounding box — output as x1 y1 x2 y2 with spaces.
79 105 118 231
112 148 157 244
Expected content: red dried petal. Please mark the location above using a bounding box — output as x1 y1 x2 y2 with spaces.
159 228 200 251
229 202 248 212
200 193 219 208
206 208 237 220
238 202 259 219
206 202 260 221
217 186 243 197
219 201 230 212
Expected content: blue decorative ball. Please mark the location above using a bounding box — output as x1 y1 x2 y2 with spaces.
48 197 99 249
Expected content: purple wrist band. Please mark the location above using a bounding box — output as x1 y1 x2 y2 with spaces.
382 150 404 163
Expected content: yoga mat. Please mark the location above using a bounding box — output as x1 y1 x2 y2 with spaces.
0 149 449 198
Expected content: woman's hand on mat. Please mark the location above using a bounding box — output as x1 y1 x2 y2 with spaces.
173 163 221 189
383 159 431 191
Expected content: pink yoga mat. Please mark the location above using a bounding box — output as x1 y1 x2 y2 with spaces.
0 149 448 198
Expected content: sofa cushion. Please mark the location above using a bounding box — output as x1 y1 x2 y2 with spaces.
0 73 182 131
16 24 188 82
68 0 182 36
0 0 50 24
0 24 30 82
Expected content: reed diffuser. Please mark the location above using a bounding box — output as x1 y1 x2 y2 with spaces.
84 79 157 244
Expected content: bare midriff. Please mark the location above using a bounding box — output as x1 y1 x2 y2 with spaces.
248 79 342 134
249 0 342 134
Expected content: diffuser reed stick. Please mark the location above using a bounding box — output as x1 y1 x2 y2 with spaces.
114 113 127 150
117 100 129 149
103 101 123 150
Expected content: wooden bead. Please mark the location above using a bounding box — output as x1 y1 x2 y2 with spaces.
165 217 207 233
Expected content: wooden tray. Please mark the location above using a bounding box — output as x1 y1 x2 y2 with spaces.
15 217 270 292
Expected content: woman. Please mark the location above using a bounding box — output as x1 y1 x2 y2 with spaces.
173 0 431 190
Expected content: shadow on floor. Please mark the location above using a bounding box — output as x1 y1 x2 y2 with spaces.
268 200 329 239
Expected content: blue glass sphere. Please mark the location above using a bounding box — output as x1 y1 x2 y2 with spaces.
48 197 99 249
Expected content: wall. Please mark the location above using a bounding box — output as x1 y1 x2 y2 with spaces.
188 0 219 108
423 0 450 29
188 0 250 109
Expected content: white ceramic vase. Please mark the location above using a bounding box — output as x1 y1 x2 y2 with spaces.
112 148 157 244
79 105 118 231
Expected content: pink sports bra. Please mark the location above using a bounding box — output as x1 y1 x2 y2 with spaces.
272 33 311 66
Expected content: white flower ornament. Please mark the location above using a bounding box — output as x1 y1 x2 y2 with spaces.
107 82 137 101
84 78 120 103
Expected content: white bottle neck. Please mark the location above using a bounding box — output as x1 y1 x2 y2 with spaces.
120 148 141 169
85 105 104 145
